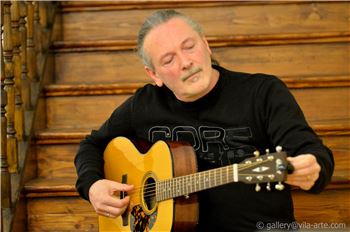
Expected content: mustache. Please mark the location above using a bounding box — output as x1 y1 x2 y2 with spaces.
181 67 202 82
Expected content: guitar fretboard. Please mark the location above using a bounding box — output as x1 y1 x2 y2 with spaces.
156 164 238 202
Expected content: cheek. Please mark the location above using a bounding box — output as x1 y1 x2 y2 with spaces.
161 67 180 80
194 47 211 64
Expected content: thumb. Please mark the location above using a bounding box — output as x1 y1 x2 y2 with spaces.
107 180 134 192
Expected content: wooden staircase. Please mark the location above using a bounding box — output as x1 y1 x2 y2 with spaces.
19 1 350 231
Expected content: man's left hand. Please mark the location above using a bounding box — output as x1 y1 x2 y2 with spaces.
285 154 321 190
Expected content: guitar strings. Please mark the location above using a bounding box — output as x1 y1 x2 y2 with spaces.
141 159 275 200
122 159 276 200
127 160 269 199
125 161 253 196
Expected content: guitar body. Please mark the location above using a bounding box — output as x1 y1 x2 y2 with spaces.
99 137 198 232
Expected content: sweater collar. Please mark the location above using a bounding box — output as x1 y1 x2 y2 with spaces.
166 65 223 111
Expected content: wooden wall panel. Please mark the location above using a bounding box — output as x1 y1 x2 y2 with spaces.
37 144 78 179
46 95 131 129
27 197 97 232
322 135 350 150
54 51 145 84
54 43 350 84
26 190 349 232
331 149 350 180
292 189 350 224
34 141 350 181
60 2 350 41
215 43 349 78
292 87 349 123
44 87 348 130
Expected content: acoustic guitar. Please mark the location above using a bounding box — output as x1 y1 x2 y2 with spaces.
99 136 289 232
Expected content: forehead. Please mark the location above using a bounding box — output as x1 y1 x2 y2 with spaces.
143 18 200 54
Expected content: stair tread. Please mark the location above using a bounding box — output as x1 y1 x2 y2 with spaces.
24 176 350 195
44 82 148 97
45 76 350 94
25 177 76 193
52 31 350 52
35 118 350 138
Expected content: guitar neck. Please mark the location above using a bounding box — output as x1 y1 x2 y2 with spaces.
156 164 238 202
155 152 287 202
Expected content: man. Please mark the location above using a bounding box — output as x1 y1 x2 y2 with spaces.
75 9 334 231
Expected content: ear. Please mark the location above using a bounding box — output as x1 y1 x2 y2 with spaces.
202 37 212 55
145 66 164 87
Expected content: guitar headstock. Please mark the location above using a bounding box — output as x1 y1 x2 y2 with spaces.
238 146 289 191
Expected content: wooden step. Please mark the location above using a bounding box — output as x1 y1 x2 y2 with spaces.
52 31 350 53
25 178 96 232
42 83 350 130
33 121 349 180
24 177 350 198
25 177 77 197
24 177 350 232
292 188 350 224
35 143 79 179
27 196 97 232
53 42 350 84
56 2 350 41
45 93 131 129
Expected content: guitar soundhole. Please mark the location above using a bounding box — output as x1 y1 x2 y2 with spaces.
143 176 156 212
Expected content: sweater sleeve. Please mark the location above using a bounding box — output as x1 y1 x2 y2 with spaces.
74 95 135 201
257 75 334 193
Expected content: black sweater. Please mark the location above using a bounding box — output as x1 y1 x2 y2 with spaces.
75 65 334 231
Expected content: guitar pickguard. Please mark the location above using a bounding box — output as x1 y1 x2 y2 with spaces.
130 205 157 232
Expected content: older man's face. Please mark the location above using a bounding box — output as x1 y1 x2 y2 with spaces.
143 17 218 102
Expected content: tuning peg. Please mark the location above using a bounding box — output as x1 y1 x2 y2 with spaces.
254 150 260 157
255 183 261 192
275 181 285 191
275 146 283 153
266 182 271 191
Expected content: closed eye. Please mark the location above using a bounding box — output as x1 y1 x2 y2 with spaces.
162 55 174 65
184 42 195 50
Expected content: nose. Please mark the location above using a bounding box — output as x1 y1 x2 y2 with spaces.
179 52 192 70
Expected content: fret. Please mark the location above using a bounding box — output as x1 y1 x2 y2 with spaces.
178 177 182 197
157 181 160 201
220 167 223 185
214 168 217 187
160 180 163 201
156 162 246 202
163 180 166 200
168 179 172 198
209 170 212 188
165 179 169 200
189 175 193 194
225 166 230 183
186 175 190 194
193 174 196 192
182 176 185 195
180 177 184 196
182 176 185 196
156 181 160 202
205 171 209 189
159 181 163 201
174 178 180 196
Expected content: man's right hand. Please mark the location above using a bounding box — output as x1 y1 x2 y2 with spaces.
88 179 134 218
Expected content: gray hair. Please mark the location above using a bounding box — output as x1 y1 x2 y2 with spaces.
137 9 204 70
